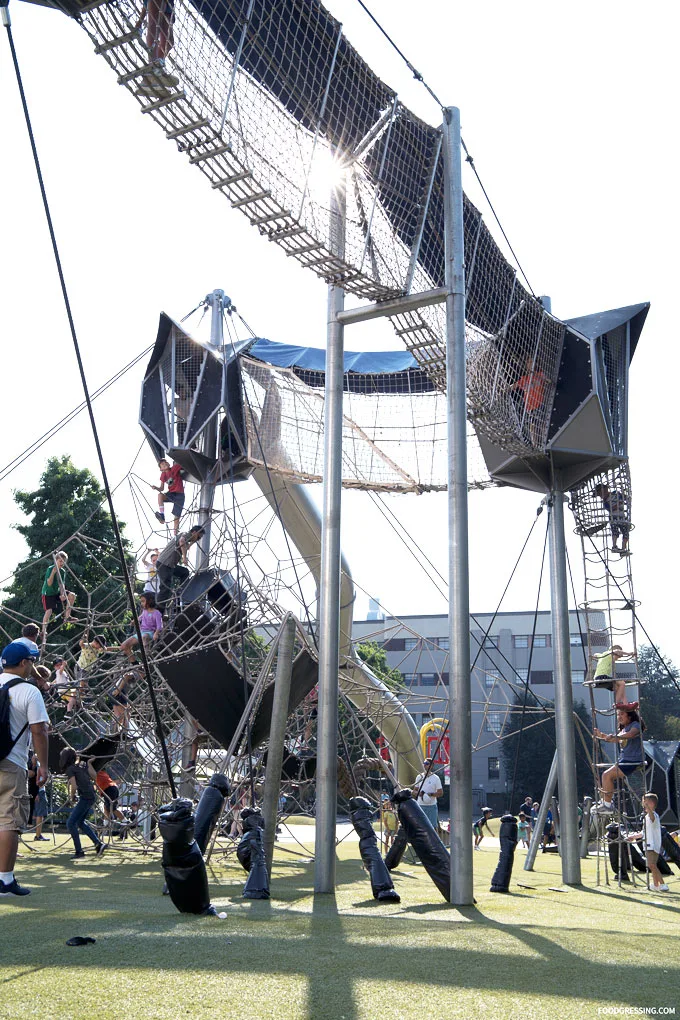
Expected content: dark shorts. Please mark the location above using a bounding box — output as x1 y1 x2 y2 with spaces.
592 674 614 692
42 593 61 611
162 492 185 518
616 762 642 776
103 785 119 805
111 692 128 706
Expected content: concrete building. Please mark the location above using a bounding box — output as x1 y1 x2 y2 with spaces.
352 609 631 811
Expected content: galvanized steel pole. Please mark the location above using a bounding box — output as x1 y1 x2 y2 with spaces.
524 750 558 871
262 613 296 875
548 493 582 885
314 174 346 893
443 107 474 906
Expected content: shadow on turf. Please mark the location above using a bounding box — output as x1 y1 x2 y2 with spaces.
5 856 677 1013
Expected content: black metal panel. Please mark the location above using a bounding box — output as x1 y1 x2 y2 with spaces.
548 330 592 442
250 649 318 747
186 355 222 445
158 645 248 750
158 645 318 750
140 365 170 451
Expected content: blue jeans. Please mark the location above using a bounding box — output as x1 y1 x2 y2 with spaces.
420 803 439 828
67 797 99 853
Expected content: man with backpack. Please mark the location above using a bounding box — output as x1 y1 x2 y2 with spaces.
0 640 49 898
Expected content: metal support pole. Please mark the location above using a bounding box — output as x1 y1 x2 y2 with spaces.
180 290 224 789
524 750 558 871
314 173 346 893
548 493 581 884
262 614 296 876
195 288 224 570
443 107 473 906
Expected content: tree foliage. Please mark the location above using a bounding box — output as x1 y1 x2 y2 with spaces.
501 693 595 810
637 645 680 741
356 640 406 693
2 455 132 636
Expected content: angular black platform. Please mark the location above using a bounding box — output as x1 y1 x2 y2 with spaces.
157 645 317 751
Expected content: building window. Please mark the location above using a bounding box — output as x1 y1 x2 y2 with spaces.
488 757 500 779
516 668 529 681
533 635 551 648
571 670 585 683
530 670 553 685
419 673 437 686
484 636 497 648
485 672 500 688
570 634 583 646
403 673 417 684
433 637 448 650
404 638 418 651
383 639 405 651
484 712 503 735
513 635 529 648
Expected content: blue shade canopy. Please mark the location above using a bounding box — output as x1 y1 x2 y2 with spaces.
248 338 418 374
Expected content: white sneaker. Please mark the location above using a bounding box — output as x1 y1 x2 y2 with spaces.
595 802 614 815
654 883 669 892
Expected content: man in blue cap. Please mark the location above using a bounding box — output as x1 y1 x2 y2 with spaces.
0 641 49 898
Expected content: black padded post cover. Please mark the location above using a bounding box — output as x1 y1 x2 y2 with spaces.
662 828 680 867
490 813 518 893
393 788 450 901
194 774 230 854
606 824 631 878
159 799 214 915
385 826 408 871
236 808 270 899
349 797 400 903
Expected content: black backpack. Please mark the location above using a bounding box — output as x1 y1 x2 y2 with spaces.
0 677 29 761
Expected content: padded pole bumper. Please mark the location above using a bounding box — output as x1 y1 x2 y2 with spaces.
490 813 518 893
194 773 230 853
349 797 400 903
393 789 451 902
159 799 216 915
237 807 270 899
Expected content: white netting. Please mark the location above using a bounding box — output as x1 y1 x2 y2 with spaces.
75 0 563 456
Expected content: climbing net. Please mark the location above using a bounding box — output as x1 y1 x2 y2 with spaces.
75 0 561 456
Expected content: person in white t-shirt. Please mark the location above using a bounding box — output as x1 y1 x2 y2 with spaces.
628 792 668 892
0 641 50 898
413 757 443 829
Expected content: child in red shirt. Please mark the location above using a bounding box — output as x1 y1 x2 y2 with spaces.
153 459 184 535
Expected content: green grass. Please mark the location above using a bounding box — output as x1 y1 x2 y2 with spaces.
2 837 679 1020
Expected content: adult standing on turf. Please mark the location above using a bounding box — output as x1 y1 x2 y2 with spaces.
59 749 105 860
0 641 49 897
412 757 443 829
154 459 185 535
155 525 204 610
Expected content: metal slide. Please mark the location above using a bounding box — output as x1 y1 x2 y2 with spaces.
252 467 422 785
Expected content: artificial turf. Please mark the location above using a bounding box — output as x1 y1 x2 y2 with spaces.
1 835 679 1020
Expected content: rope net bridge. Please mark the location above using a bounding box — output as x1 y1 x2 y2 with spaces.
43 0 571 459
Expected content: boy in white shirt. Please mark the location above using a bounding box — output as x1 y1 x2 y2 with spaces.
628 792 667 892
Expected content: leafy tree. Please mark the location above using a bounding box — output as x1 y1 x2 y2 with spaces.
356 640 406 693
2 455 132 638
502 693 595 810
637 645 680 741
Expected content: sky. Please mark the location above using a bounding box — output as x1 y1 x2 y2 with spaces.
0 0 678 658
